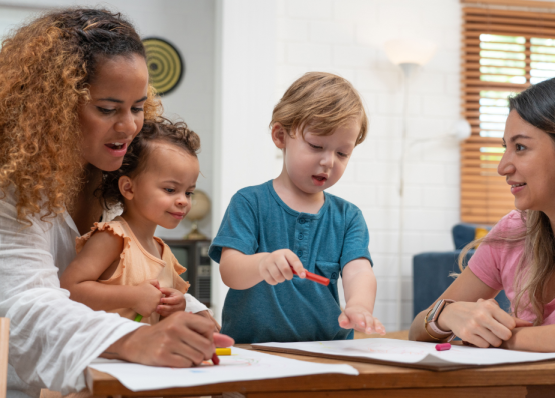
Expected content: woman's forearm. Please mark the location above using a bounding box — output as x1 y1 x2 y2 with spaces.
219 249 268 290
503 325 555 352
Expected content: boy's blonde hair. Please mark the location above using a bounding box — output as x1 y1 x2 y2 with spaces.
270 72 368 145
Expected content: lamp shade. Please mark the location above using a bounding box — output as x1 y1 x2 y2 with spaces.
384 38 437 66
453 119 472 141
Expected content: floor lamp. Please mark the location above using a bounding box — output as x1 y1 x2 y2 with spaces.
384 38 437 331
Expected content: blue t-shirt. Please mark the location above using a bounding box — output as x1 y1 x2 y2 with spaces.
209 180 372 344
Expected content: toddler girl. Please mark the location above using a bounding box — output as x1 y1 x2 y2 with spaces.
61 119 217 327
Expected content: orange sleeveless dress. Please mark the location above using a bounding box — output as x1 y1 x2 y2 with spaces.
75 216 190 325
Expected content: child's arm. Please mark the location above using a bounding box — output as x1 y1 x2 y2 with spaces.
340 258 386 335
220 247 307 290
60 230 163 317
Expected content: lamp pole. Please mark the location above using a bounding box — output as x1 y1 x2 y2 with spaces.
396 62 418 331
384 38 436 331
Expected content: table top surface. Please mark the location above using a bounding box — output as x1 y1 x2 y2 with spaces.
86 331 555 397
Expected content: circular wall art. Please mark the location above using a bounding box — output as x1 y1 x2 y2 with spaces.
142 37 184 95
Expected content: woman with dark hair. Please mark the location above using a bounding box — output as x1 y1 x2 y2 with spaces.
409 77 555 351
0 8 232 397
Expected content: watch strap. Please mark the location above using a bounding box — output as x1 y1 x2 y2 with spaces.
425 299 455 341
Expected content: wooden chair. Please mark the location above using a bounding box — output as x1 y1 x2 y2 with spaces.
0 322 79 398
0 318 10 398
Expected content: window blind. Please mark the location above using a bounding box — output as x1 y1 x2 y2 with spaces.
461 6 555 223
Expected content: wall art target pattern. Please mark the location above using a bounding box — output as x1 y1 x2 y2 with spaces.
142 37 184 95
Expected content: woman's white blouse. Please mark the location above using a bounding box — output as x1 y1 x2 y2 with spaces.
0 191 208 397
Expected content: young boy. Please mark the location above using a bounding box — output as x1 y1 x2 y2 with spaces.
209 72 384 343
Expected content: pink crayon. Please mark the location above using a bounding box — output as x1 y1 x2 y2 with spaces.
435 343 451 351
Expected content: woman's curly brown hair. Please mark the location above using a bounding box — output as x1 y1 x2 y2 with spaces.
97 118 200 211
0 8 162 224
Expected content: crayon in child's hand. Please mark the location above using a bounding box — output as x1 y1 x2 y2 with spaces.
291 267 330 286
134 314 143 322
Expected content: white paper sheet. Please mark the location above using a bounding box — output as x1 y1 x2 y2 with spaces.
88 347 358 391
253 338 555 370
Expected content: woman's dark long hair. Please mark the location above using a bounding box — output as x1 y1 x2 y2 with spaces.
459 77 555 325
508 79 555 324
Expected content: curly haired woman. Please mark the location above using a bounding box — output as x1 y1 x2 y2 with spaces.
0 8 232 398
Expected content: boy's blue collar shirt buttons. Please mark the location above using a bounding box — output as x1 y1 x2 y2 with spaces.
298 233 304 240
298 218 306 224
297 250 303 257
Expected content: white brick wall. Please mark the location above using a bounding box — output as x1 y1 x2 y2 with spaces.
277 0 463 331
6 0 555 332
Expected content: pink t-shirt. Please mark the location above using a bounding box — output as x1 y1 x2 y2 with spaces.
469 210 555 325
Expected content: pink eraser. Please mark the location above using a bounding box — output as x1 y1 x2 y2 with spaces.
435 343 451 351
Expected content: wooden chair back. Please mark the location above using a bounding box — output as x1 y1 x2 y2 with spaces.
0 318 9 398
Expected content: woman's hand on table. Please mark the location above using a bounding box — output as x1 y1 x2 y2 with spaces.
438 298 532 348
101 312 234 367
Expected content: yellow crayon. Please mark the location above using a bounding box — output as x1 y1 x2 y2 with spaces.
215 348 232 356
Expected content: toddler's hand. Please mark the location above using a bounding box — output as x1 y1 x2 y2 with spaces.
258 249 306 286
338 305 386 335
132 279 163 317
157 287 186 317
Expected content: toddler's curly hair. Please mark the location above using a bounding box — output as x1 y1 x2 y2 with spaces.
0 8 162 224
97 118 200 210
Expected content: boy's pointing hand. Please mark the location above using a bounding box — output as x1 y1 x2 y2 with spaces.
339 305 386 335
258 249 307 285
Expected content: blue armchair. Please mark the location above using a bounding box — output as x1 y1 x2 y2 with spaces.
413 224 510 318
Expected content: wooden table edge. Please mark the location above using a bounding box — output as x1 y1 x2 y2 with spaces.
86 344 555 397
